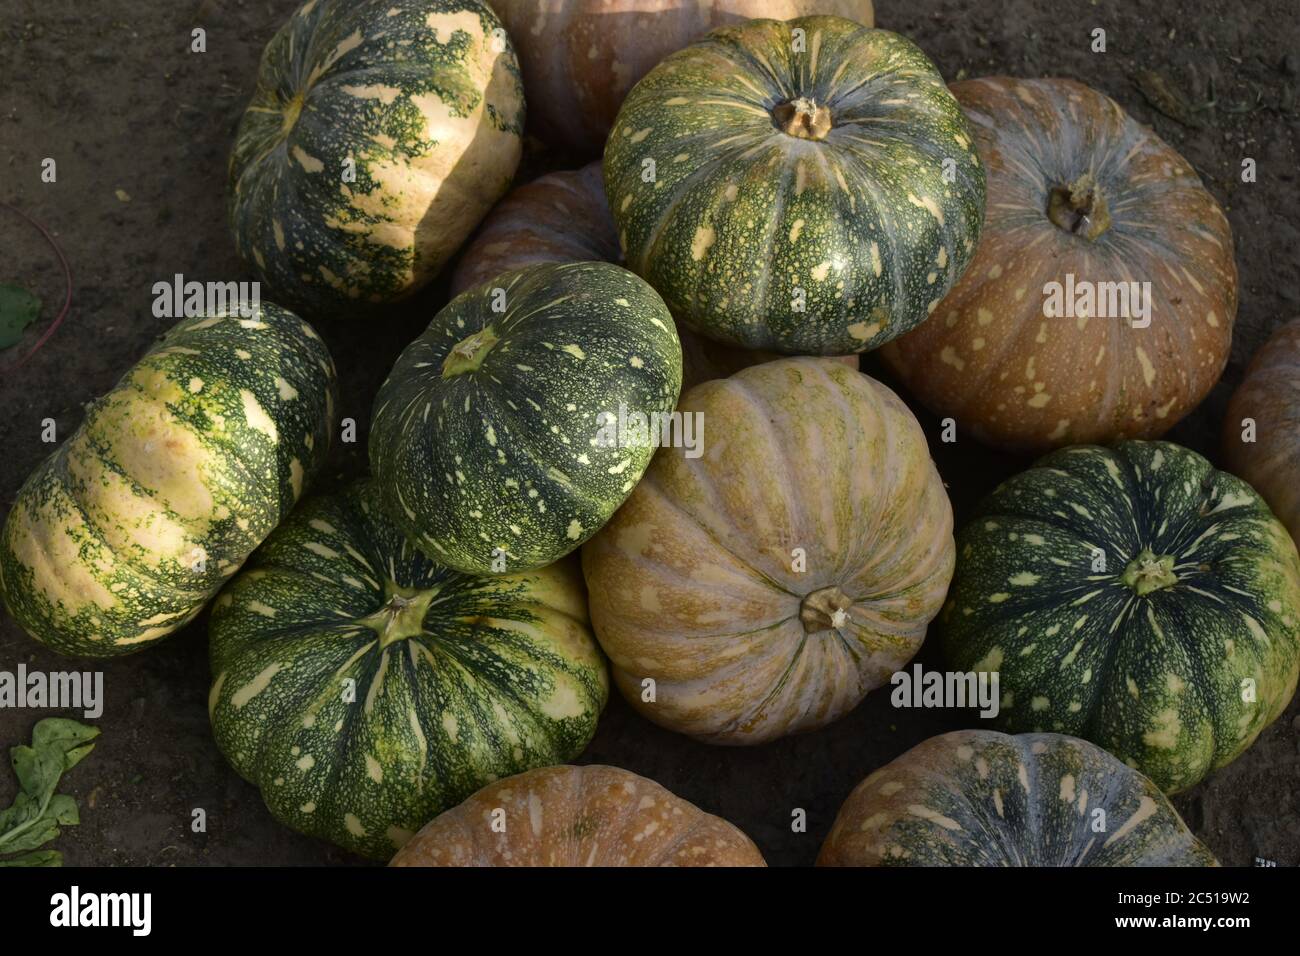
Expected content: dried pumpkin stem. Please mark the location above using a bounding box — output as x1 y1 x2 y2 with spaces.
799 585 854 634
1047 173 1112 240
773 97 833 141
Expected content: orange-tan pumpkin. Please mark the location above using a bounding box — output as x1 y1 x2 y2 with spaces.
451 162 855 388
488 1 875 155
880 77 1237 453
1224 319 1300 544
581 358 954 745
388 765 765 866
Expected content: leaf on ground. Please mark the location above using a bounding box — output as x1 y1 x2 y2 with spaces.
0 718 99 866
0 282 42 349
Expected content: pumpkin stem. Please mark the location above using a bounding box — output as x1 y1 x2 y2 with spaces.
773 97 833 141
799 585 854 634
1121 549 1179 596
442 326 500 378
1047 173 1111 240
361 584 439 647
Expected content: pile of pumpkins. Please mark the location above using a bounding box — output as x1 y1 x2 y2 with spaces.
1 0 1296 868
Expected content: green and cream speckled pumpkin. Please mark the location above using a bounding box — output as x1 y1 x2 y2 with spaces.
818 730 1217 866
489 0 874 155
881 77 1237 452
942 441 1300 793
208 481 607 859
582 358 954 744
0 307 336 657
450 162 856 388
604 16 985 355
370 261 682 576
390 765 765 867
1224 319 1300 545
229 0 524 317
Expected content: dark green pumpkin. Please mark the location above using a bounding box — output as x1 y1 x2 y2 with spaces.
1 306 336 657
228 0 525 317
819 730 1217 866
208 481 608 859
369 261 682 576
942 441 1300 793
603 16 985 355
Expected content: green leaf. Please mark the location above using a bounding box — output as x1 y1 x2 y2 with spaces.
0 849 62 867
0 718 98 865
0 283 41 349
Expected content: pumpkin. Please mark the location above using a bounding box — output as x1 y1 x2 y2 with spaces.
604 17 985 355
370 261 682 576
488 1 874 156
1223 319 1300 544
450 162 856 388
880 77 1237 452
389 764 765 866
208 481 607 859
942 441 1300 793
818 730 1217 866
228 0 524 318
582 358 954 744
0 307 336 658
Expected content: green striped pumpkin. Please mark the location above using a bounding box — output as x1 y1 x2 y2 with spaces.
819 730 1217 866
603 16 985 355
0 307 336 657
942 441 1300 793
228 0 525 317
208 481 607 859
370 261 682 576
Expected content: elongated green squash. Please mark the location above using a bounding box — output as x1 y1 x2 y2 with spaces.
208 481 607 858
0 307 336 657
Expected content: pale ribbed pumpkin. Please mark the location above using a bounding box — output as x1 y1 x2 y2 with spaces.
489 1 874 155
450 162 855 388
581 358 954 744
389 765 765 866
818 731 1217 867
1223 319 1300 544
228 0 524 317
880 77 1237 452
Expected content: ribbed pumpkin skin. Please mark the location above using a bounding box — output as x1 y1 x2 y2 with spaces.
942 441 1300 794
450 162 856 388
0 307 336 657
604 17 985 355
370 262 682 575
1223 319 1300 544
818 731 1217 866
880 78 1237 452
489 0 874 155
390 765 765 866
228 0 524 317
582 358 954 744
208 482 607 859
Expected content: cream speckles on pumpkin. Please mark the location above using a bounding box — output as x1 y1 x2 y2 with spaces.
819 731 1216 866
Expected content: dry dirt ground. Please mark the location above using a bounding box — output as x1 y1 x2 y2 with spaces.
1 0 1298 866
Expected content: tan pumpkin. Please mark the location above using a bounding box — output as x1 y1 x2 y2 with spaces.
880 77 1237 453
388 765 765 866
1223 319 1300 543
489 0 875 155
451 162 855 388
581 358 954 745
